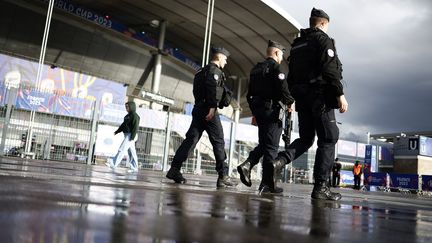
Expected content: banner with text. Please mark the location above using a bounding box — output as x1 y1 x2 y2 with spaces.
364 172 387 187
388 173 419 190
421 175 432 191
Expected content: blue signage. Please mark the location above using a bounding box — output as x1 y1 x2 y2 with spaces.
422 175 432 191
15 88 94 119
15 89 52 113
364 172 387 187
388 173 419 190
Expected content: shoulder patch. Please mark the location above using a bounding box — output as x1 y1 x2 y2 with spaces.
278 73 286 80
213 74 219 81
327 49 335 57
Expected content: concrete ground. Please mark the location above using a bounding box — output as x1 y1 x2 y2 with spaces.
0 157 431 243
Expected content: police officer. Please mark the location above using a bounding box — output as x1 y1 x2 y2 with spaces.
237 40 294 193
273 8 349 200
166 46 237 188
331 158 342 187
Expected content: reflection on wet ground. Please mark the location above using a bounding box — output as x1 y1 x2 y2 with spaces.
1 157 431 242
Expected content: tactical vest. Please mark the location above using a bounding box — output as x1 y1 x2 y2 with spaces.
288 34 321 86
248 60 275 101
193 65 225 106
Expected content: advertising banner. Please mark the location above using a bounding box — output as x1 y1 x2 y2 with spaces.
0 53 126 104
364 145 378 176
94 124 125 157
340 170 354 185
379 146 394 161
15 88 53 113
338 140 357 157
364 172 387 187
421 175 432 191
15 88 94 119
388 173 419 190
357 143 366 159
55 95 94 119
419 136 432 157
99 103 127 124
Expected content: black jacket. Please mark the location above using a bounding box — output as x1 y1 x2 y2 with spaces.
193 63 226 108
288 27 344 108
247 58 294 106
115 101 140 141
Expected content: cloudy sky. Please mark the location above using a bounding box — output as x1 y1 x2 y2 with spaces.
272 0 432 141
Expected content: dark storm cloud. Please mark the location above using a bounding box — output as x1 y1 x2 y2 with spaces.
272 0 432 139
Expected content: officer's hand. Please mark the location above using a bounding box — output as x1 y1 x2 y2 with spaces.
337 95 348 113
205 108 216 121
287 103 295 113
251 116 257 126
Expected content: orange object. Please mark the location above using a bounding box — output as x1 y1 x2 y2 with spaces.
353 164 362 175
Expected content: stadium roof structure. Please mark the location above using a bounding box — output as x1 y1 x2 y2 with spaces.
71 0 302 117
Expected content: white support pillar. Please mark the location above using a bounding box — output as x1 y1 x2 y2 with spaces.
201 0 215 67
26 0 55 154
228 79 241 176
162 111 172 172
87 101 100 165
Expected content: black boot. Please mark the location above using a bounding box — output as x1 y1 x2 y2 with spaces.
166 167 187 184
237 159 253 187
217 174 238 188
260 163 283 194
258 182 283 194
311 181 341 201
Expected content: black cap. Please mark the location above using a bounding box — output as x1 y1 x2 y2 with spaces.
211 46 230 57
268 40 286 52
311 7 330 22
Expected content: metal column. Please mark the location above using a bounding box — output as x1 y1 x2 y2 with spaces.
87 101 100 165
0 88 17 154
151 20 167 95
228 79 241 176
25 0 55 154
162 111 172 172
201 0 215 67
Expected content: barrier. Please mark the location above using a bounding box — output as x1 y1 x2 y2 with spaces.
388 173 419 190
421 175 432 191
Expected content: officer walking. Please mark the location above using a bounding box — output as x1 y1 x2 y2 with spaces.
237 40 294 193
273 8 349 200
166 47 237 188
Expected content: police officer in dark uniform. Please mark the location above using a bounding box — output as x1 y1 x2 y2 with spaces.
166 46 237 188
273 8 349 200
331 158 342 187
237 40 294 193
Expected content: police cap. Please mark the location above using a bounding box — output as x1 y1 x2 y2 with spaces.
311 7 330 22
211 46 230 57
268 40 286 52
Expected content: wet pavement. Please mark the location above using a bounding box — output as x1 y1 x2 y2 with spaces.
0 157 431 243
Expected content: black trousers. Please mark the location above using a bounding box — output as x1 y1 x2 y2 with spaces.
332 174 340 187
278 107 339 183
171 106 227 174
246 143 264 167
354 175 361 189
252 106 283 185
